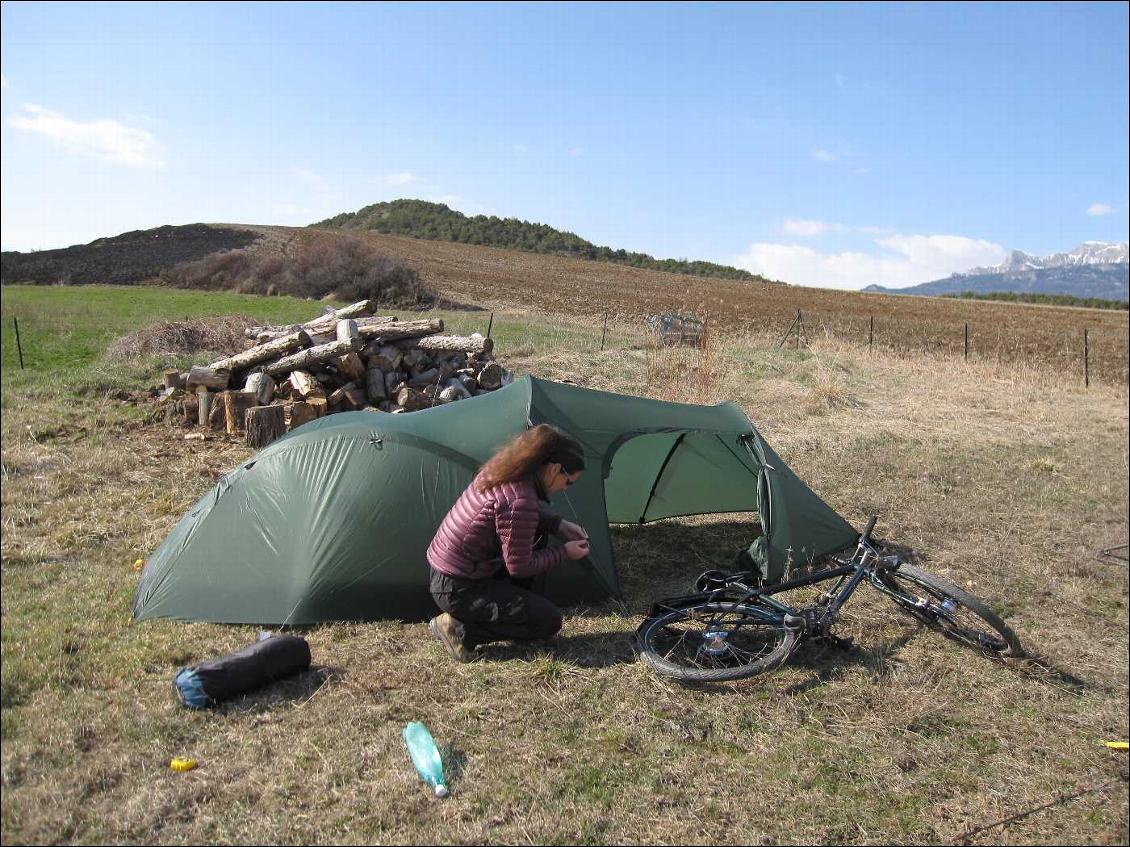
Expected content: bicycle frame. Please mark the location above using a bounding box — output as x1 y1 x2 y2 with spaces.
651 517 897 637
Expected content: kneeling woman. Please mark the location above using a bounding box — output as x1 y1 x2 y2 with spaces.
426 424 590 662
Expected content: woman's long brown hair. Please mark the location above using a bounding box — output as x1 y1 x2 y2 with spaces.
475 424 585 491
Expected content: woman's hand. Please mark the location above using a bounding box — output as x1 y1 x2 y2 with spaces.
563 539 590 560
558 519 588 542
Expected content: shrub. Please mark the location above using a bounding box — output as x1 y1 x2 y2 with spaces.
160 234 432 307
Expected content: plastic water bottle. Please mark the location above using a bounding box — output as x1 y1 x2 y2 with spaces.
402 721 449 797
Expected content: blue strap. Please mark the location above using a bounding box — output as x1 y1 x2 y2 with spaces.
174 668 212 709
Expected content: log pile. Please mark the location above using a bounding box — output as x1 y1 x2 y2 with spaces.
151 300 510 449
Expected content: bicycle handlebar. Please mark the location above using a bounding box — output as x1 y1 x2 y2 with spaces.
861 515 878 544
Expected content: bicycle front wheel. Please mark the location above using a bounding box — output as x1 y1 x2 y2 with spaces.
637 602 797 683
872 563 1022 658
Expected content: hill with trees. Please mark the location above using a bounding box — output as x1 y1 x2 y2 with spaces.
312 199 773 283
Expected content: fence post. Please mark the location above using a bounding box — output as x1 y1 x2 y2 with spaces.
600 312 608 352
14 317 25 369
1084 328 1089 389
869 315 873 353
964 322 969 361
486 311 494 339
796 309 802 350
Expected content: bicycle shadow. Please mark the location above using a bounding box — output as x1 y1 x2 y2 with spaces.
780 625 927 695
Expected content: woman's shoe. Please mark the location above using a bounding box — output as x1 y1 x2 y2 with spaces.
428 613 474 663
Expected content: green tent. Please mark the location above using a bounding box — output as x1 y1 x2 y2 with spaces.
133 376 857 624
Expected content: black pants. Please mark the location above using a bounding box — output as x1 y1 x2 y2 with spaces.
429 568 563 649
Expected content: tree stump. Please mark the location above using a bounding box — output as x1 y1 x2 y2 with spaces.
245 405 287 449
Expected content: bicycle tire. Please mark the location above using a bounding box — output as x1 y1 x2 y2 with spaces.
872 563 1022 658
637 602 797 683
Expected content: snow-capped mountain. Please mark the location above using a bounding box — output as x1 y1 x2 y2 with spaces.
863 241 1129 301
964 241 1129 276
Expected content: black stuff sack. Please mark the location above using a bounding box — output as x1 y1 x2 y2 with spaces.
174 635 311 709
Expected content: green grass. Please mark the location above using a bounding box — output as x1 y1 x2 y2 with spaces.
1 283 1127 845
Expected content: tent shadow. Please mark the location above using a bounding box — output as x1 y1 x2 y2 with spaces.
217 664 345 714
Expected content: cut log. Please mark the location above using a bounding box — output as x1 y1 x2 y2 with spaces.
443 377 472 400
208 329 312 372
224 391 258 435
289 369 321 398
385 371 406 396
407 367 440 388
300 300 379 334
245 405 287 449
345 388 367 408
307 396 328 418
197 387 212 426
360 318 444 341
328 387 348 408
164 370 185 390
264 337 363 377
366 368 387 402
336 319 361 344
185 365 231 391
354 316 399 331
285 401 318 432
437 386 462 404
396 387 431 411
336 350 366 382
245 323 301 341
243 371 275 405
409 333 494 355
208 392 228 430
477 362 504 390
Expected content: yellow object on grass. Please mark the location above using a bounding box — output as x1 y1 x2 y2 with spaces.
1103 741 1128 750
170 757 198 772
132 559 145 571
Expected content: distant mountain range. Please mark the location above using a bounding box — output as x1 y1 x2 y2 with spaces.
864 241 1129 302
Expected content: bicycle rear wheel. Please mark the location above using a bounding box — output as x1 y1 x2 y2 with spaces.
637 602 797 683
872 563 1022 658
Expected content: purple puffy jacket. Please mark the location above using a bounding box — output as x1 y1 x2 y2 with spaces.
427 473 565 580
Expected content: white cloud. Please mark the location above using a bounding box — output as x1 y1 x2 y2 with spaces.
734 232 1007 290
569 146 583 157
1 74 9 89
9 104 163 168
812 148 836 162
1087 202 1114 216
783 218 842 237
383 171 416 186
835 74 845 88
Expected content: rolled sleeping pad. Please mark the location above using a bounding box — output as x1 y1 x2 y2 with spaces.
174 635 312 709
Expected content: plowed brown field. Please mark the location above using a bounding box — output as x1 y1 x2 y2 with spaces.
260 225 1130 384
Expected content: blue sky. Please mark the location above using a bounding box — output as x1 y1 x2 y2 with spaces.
2 1 1127 289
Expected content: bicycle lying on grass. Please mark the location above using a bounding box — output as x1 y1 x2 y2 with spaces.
637 516 1023 683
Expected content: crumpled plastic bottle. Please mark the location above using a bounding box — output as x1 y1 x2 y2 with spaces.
402 721 449 797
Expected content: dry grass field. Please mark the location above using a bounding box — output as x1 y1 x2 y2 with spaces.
265 224 1129 386
2 281 1128 845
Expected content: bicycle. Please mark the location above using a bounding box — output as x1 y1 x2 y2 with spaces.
636 516 1023 683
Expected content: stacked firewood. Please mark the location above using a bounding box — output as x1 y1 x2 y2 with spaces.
155 300 509 448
